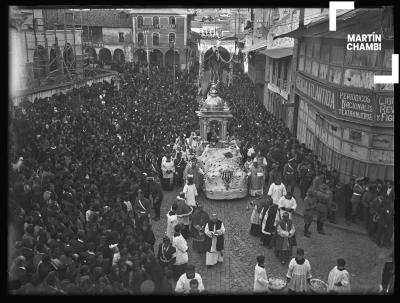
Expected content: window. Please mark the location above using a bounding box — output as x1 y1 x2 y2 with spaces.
169 16 175 25
330 45 345 65
349 130 362 142
138 32 144 47
153 16 159 28
152 33 159 46
137 16 143 28
119 32 125 43
169 33 175 48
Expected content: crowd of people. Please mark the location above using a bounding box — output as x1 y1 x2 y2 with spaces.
8 59 394 294
8 62 207 294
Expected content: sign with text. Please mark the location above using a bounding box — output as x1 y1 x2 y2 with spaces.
375 94 394 125
337 90 375 123
295 72 336 114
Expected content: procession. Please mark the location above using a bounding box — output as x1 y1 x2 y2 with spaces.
8 7 394 295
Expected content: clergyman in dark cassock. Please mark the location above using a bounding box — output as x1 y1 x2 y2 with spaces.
259 196 279 247
204 214 225 267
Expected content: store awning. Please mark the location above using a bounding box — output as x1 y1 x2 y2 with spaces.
260 47 293 58
242 40 268 53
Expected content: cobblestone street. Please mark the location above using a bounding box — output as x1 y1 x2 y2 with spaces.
151 188 391 294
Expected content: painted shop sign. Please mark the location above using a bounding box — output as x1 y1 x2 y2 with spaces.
295 73 336 113
375 94 394 125
337 90 374 123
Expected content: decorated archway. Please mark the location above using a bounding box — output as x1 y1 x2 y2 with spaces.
149 49 163 67
133 49 147 64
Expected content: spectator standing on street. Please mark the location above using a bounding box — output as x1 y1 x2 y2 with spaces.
149 178 163 221
351 177 364 224
303 189 317 238
327 258 351 293
283 159 296 196
286 248 312 293
315 184 331 235
379 251 394 294
343 178 355 226
375 198 394 248
254 255 270 293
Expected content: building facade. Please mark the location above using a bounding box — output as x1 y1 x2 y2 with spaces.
130 9 194 69
44 9 133 67
287 8 394 182
9 7 83 97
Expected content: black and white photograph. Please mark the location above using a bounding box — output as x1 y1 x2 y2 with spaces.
8 4 396 295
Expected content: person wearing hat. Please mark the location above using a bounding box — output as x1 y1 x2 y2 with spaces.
283 159 297 196
157 236 176 270
248 159 265 197
175 264 205 294
134 189 152 227
204 213 225 268
173 146 187 188
274 212 296 265
149 178 163 221
315 184 332 235
161 153 175 191
351 177 365 224
303 189 317 238
9 256 29 286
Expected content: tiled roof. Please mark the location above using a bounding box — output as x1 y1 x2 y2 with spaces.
129 8 195 15
44 9 132 28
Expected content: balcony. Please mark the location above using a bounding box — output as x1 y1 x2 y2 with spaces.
277 78 288 92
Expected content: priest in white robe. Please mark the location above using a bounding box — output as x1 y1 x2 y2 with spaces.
204 213 225 267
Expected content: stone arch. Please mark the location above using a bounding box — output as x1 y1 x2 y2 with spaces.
149 49 163 67
33 45 48 79
83 46 97 66
165 49 179 67
133 49 147 64
99 48 112 65
113 48 125 64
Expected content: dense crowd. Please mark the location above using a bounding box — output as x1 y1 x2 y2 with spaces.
8 60 394 294
8 63 200 294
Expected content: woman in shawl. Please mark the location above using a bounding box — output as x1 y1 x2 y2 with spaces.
191 203 210 253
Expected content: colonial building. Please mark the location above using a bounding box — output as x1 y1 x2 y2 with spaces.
277 8 394 182
44 9 133 66
9 7 83 96
130 9 195 69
